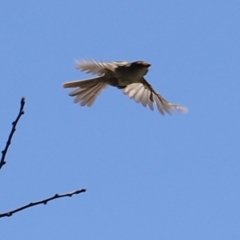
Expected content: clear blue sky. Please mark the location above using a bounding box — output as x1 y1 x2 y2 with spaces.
1 1 240 239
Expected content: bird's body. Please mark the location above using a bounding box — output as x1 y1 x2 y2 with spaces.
63 60 187 115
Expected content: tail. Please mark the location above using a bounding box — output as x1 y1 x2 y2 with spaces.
63 76 108 107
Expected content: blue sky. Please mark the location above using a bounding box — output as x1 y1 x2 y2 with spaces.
1 0 240 239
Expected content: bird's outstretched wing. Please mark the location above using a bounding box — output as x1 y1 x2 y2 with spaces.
122 78 188 115
75 60 128 76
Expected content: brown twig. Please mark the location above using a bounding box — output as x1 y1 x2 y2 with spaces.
0 97 25 170
0 188 86 218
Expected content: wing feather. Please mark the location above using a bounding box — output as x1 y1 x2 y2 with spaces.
75 60 127 76
123 80 187 115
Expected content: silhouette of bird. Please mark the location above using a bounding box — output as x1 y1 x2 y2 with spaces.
63 60 187 115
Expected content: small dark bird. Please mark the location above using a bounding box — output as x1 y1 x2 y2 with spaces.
63 60 187 115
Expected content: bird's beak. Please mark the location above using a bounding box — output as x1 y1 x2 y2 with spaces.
145 63 151 68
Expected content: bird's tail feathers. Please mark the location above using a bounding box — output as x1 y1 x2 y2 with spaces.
63 77 108 107
63 76 103 88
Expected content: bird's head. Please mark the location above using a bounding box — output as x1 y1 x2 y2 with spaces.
129 61 151 77
131 61 151 68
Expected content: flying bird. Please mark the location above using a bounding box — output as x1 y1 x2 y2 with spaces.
63 60 187 115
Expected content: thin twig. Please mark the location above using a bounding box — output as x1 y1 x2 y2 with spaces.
0 188 86 218
0 97 25 170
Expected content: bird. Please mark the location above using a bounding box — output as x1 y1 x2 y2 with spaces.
63 60 187 115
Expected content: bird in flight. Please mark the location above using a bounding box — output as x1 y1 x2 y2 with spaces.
63 60 187 115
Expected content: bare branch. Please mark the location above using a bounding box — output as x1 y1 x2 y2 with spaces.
0 97 25 170
0 188 86 218
1 99 86 217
